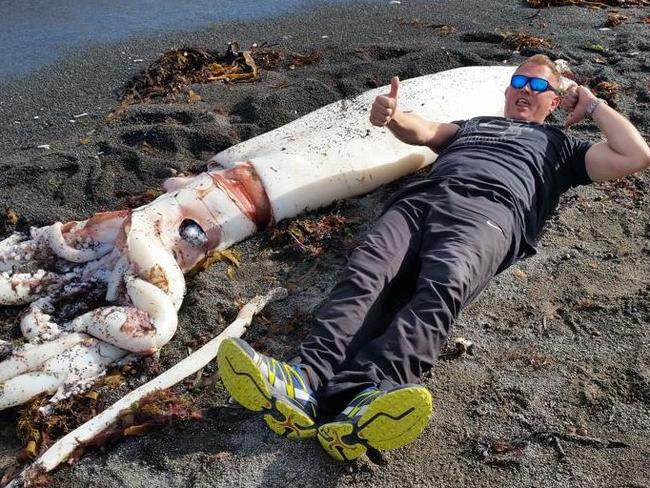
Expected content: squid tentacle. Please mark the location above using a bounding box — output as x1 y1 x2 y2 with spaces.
0 372 64 411
20 298 60 341
0 269 67 305
0 332 88 383
126 229 186 311
44 222 112 264
39 340 126 409
0 233 50 272
0 339 126 411
0 232 25 251
67 275 178 354
105 254 129 302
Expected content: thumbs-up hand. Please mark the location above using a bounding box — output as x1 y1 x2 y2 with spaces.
370 76 400 127
563 85 596 129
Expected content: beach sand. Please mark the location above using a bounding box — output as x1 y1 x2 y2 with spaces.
1 1 649 486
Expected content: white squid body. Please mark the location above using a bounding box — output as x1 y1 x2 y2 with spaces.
0 65 522 411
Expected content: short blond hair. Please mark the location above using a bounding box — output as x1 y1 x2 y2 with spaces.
517 54 561 84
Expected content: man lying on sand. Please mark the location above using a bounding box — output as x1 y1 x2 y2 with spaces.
217 54 650 461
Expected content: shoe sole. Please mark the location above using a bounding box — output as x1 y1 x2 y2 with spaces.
317 386 433 461
217 338 316 439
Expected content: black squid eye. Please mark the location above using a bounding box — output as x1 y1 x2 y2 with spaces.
179 219 208 247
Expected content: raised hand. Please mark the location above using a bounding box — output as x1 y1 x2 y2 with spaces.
370 76 400 127
563 85 598 128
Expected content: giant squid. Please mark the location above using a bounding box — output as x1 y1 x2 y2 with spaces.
0 65 543 411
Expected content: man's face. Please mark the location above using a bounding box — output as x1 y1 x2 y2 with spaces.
504 63 560 123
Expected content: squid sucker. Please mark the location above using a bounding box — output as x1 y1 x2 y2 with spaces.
0 65 544 411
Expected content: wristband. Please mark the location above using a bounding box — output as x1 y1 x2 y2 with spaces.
586 97 607 118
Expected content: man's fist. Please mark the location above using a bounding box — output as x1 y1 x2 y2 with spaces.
562 85 598 128
370 76 400 127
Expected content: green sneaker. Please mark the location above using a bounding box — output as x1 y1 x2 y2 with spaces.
317 385 433 461
217 337 318 439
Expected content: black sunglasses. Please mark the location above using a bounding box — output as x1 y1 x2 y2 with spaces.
510 74 558 94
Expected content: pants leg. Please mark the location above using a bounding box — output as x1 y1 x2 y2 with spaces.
319 184 519 411
297 194 429 391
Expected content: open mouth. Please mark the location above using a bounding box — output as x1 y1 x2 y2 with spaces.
515 97 530 108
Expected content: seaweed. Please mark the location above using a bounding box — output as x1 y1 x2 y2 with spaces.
120 43 258 105
499 30 554 50
188 248 241 279
64 389 202 463
4 208 18 226
106 42 322 123
287 49 323 69
17 392 103 460
120 42 322 103
270 213 350 257
604 11 629 26
589 80 621 108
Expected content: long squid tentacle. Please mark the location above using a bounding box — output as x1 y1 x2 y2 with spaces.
0 270 68 306
0 338 126 411
67 276 178 354
0 333 88 384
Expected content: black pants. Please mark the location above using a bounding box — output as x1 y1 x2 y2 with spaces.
297 181 521 415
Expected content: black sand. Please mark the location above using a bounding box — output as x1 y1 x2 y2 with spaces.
1 1 649 487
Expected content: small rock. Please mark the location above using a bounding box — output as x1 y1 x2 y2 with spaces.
512 268 528 280
454 337 475 356
582 383 606 406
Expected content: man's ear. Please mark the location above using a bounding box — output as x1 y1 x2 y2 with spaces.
548 94 561 114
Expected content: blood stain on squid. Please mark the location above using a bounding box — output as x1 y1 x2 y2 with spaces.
120 309 155 337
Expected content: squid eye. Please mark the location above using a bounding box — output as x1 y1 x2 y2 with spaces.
179 219 208 247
